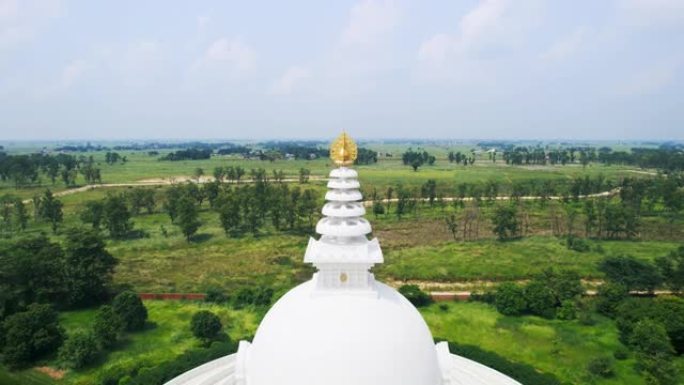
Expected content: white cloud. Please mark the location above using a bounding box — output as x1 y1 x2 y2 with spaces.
197 15 211 34
340 0 401 46
617 0 684 27
0 0 61 48
61 59 88 88
617 62 679 96
416 0 543 82
196 37 255 72
540 27 590 63
269 66 309 95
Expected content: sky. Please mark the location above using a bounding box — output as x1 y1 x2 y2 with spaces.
0 0 683 141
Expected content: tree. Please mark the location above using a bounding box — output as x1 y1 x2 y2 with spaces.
444 213 459 241
190 311 223 343
523 281 556 318
536 269 584 303
298 189 318 229
599 255 662 292
395 187 411 219
491 204 519 241
193 167 204 183
629 319 674 356
174 195 201 241
586 357 614 378
112 291 148 331
58 331 98 369
79 200 104 229
103 194 132 238
92 305 122 349
655 246 684 293
235 166 245 183
63 228 117 308
596 283 629 316
1 304 64 369
398 285 432 307
126 188 155 215
218 191 241 236
421 179 437 205
38 189 63 233
299 168 310 184
12 198 28 231
494 283 526 316
0 236 65 318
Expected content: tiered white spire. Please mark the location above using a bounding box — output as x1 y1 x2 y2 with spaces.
303 133 383 292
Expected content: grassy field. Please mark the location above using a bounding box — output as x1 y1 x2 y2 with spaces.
0 142 681 385
0 147 651 200
421 301 654 385
380 237 681 285
0 301 261 385
4 299 681 385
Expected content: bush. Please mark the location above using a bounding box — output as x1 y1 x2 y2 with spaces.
566 236 590 252
494 283 526 316
578 311 596 326
0 303 64 369
470 290 496 304
628 319 674 356
232 287 274 308
613 346 629 360
93 305 123 349
599 255 663 292
523 281 556 318
556 300 577 320
58 331 99 369
615 297 684 354
398 285 432 307
204 288 227 304
123 341 236 385
536 269 584 303
112 291 148 331
586 356 614 378
596 283 628 316
372 202 385 216
190 311 223 342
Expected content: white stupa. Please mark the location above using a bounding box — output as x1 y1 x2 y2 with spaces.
166 133 521 385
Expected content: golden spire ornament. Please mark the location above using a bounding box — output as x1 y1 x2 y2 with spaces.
329 132 358 166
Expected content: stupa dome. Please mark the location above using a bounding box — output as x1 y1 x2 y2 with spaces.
244 280 441 385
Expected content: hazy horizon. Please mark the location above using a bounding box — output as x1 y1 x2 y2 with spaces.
1 0 683 141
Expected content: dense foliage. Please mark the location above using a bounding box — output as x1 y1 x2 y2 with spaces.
0 304 64 369
398 284 432 307
190 311 223 342
112 291 148 332
446 342 562 385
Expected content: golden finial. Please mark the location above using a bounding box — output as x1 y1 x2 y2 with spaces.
330 131 358 166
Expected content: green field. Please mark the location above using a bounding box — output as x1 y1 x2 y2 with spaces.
3 299 677 385
0 142 682 384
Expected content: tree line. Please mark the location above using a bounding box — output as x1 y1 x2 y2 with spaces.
0 152 110 188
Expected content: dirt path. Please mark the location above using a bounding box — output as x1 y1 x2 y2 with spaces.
362 188 621 207
21 176 326 204
22 177 620 205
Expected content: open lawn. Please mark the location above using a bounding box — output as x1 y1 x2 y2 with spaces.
380 237 682 287
421 301 680 385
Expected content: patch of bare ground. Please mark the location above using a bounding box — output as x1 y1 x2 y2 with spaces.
34 366 65 380
373 218 452 249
